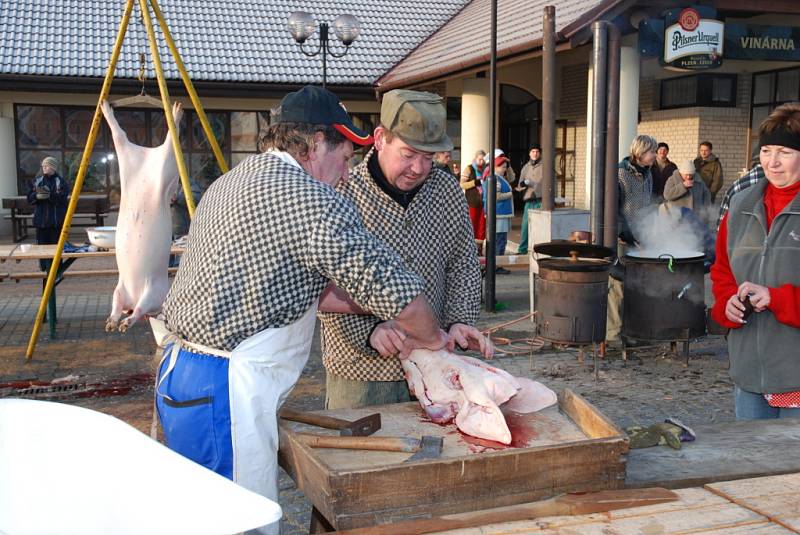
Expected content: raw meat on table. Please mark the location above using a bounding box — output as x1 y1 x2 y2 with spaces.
101 99 183 332
402 349 557 445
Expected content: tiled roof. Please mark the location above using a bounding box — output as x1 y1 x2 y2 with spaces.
0 0 469 86
377 0 620 90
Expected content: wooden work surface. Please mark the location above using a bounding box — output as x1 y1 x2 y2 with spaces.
626 419 800 490
428 475 800 534
282 402 586 470
278 390 628 530
0 243 184 262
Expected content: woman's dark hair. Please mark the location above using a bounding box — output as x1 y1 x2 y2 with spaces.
657 142 669 151
759 102 800 138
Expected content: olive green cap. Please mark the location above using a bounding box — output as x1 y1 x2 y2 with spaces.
380 89 453 153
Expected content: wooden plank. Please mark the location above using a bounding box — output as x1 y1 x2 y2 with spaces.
431 488 774 535
707 473 800 532
0 244 184 261
5 267 179 281
278 390 628 530
559 388 626 439
627 419 800 490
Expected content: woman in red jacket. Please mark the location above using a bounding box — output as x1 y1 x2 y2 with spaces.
710 102 800 420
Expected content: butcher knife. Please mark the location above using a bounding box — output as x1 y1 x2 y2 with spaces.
334 487 679 534
279 407 380 436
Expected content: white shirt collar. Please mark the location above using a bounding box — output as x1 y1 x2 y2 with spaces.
265 149 302 171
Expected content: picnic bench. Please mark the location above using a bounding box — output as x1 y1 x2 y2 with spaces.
0 243 183 338
2 195 110 243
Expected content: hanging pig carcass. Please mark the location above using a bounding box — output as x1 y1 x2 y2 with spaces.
100 99 183 332
402 349 557 444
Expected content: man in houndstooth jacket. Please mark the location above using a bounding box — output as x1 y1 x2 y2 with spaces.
158 86 448 530
319 89 493 410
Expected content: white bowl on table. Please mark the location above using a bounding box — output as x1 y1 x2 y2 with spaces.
86 226 116 249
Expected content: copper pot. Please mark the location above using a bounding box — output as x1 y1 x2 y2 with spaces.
569 230 591 244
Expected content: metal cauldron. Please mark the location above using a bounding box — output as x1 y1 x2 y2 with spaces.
534 241 613 344
622 249 706 342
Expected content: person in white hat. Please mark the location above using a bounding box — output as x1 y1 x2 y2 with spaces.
662 158 712 225
26 156 69 246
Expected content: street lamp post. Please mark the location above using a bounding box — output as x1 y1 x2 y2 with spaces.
287 12 362 89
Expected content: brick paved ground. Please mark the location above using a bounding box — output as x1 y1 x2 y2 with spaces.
0 260 733 533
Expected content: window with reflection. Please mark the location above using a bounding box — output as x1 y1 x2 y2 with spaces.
14 104 269 195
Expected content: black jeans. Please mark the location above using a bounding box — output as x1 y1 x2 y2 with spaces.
35 226 60 245
35 226 61 277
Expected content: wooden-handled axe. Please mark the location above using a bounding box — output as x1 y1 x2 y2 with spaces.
295 433 443 461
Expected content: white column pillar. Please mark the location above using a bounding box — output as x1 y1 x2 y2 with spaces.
584 63 594 209
460 79 491 169
0 115 18 236
618 46 640 160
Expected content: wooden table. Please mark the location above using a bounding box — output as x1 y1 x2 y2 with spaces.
278 390 627 532
419 473 800 534
0 243 183 339
626 418 800 489
2 194 110 243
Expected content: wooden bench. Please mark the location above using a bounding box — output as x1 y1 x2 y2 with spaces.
0 267 178 283
3 213 110 243
2 195 110 243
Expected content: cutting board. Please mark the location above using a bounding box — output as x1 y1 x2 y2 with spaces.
278 389 628 531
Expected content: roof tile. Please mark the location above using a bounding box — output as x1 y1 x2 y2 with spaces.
0 0 469 85
377 0 613 90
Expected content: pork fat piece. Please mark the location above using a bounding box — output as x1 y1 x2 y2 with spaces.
101 99 183 332
402 349 556 444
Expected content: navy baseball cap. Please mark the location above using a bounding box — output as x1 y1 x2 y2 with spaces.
275 85 373 146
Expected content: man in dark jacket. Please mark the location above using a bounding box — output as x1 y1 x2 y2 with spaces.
694 141 724 202
515 145 542 254
651 142 677 198
26 156 69 245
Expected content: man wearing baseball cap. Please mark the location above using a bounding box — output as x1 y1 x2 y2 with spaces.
158 85 447 533
319 89 492 410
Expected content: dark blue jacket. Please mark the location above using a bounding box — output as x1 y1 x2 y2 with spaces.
26 173 69 229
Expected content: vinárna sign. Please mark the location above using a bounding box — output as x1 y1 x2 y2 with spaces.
663 8 724 70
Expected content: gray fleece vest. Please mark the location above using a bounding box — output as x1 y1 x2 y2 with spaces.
726 179 800 393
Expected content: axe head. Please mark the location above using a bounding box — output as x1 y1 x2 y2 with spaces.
339 413 381 437
406 436 443 462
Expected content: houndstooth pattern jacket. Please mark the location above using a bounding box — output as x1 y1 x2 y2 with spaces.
163 152 425 352
319 148 482 382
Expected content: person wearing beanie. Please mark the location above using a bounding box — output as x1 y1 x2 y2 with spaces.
662 158 712 225
483 154 514 273
26 156 69 246
711 101 800 420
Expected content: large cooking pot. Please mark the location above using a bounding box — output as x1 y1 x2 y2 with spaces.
622 249 706 342
534 241 612 344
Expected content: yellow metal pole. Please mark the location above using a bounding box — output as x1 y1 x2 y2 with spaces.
149 0 229 217
25 0 136 360
138 0 194 217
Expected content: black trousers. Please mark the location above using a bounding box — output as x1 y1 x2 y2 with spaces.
35 227 60 245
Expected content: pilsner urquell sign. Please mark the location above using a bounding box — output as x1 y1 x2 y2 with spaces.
663 8 724 70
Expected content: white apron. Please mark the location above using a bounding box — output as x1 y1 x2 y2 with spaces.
154 302 317 535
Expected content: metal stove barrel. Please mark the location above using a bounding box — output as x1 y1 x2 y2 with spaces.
622 252 706 342
533 241 613 345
